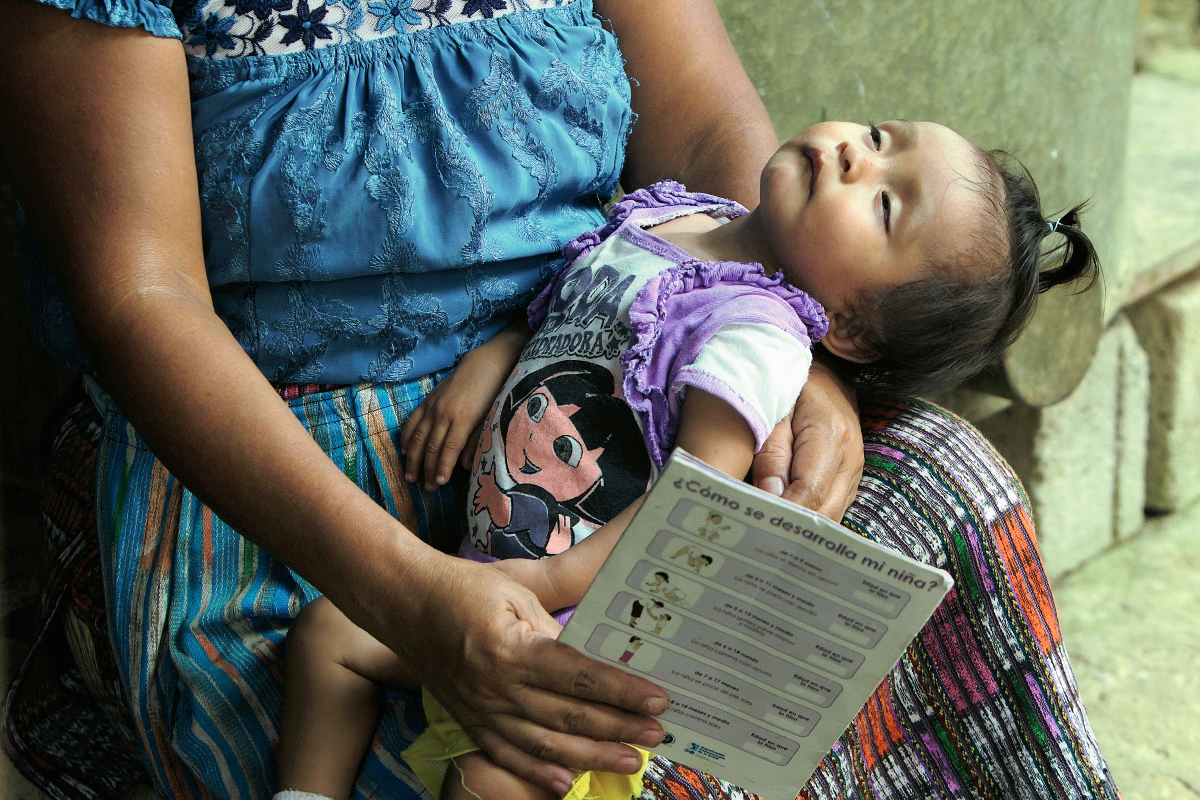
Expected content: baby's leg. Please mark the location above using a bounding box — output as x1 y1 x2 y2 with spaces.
441 752 558 800
277 596 418 800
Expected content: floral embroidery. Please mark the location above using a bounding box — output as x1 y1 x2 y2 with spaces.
226 0 290 20
181 0 570 58
187 12 237 56
263 284 363 382
366 0 420 32
279 0 333 48
463 52 539 132
409 86 498 266
363 275 451 381
462 0 505 18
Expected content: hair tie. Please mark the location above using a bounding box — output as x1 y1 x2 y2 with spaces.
1047 218 1061 233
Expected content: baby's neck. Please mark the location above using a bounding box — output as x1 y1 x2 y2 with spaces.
651 210 778 274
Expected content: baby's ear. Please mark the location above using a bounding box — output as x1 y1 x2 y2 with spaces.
822 312 877 364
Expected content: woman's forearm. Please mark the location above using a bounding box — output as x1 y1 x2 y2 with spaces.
0 1 437 639
92 292 440 632
597 0 778 207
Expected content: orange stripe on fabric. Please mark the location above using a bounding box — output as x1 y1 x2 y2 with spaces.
362 391 419 532
196 507 248 689
857 677 905 772
865 690 886 769
994 506 1061 650
141 461 195 799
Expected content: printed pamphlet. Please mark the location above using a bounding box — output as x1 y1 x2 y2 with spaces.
558 449 953 800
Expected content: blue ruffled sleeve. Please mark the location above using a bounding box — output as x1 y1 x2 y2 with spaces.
36 0 180 38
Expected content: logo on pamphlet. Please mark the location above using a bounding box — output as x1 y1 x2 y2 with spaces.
684 743 727 762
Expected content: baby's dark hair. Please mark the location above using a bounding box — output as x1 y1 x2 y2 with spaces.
824 149 1100 397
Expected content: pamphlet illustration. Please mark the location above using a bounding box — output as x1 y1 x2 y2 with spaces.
558 449 952 800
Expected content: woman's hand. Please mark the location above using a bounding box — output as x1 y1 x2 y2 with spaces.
391 552 668 796
401 321 531 490
751 361 864 520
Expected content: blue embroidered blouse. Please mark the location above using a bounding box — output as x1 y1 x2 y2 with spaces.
24 0 632 383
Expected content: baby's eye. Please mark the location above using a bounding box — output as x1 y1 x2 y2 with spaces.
870 123 882 150
882 192 891 231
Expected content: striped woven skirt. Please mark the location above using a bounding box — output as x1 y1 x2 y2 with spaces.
2 378 1120 800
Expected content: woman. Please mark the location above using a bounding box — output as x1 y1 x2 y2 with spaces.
0 1 1117 799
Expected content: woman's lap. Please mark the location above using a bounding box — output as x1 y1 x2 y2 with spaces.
639 399 1117 800
796 398 1117 800
90 377 457 800
3 389 1119 800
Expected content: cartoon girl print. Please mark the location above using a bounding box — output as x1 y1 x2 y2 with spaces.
473 361 652 560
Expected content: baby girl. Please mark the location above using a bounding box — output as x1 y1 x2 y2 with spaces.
272 120 1098 800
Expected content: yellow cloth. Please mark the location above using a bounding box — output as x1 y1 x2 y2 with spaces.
401 689 650 800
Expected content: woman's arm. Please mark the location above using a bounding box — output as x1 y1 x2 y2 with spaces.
598 0 865 518
596 0 779 207
502 387 756 613
0 5 666 794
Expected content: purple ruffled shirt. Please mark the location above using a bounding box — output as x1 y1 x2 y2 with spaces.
529 181 828 470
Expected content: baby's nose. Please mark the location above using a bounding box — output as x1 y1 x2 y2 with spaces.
840 143 878 182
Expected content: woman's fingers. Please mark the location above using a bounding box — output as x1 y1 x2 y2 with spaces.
752 363 862 519
421 417 452 491
465 724 577 796
517 635 668 719
476 703 649 771
751 417 794 499
502 678 665 749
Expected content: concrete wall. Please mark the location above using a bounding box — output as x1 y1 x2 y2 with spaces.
715 0 1139 304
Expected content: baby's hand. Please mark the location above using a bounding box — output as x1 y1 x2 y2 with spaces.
401 362 505 491
402 322 531 490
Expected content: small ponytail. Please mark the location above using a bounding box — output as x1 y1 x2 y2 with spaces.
1038 202 1099 292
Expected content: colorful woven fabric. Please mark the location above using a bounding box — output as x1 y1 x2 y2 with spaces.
1 380 150 800
806 398 1116 799
640 398 1119 800
3 392 1118 800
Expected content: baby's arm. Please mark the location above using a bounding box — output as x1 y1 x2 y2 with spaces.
401 320 532 491
497 387 756 613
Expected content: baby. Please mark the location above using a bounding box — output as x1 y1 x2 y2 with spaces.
272 120 1098 800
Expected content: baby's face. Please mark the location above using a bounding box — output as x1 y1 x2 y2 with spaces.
758 121 989 357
